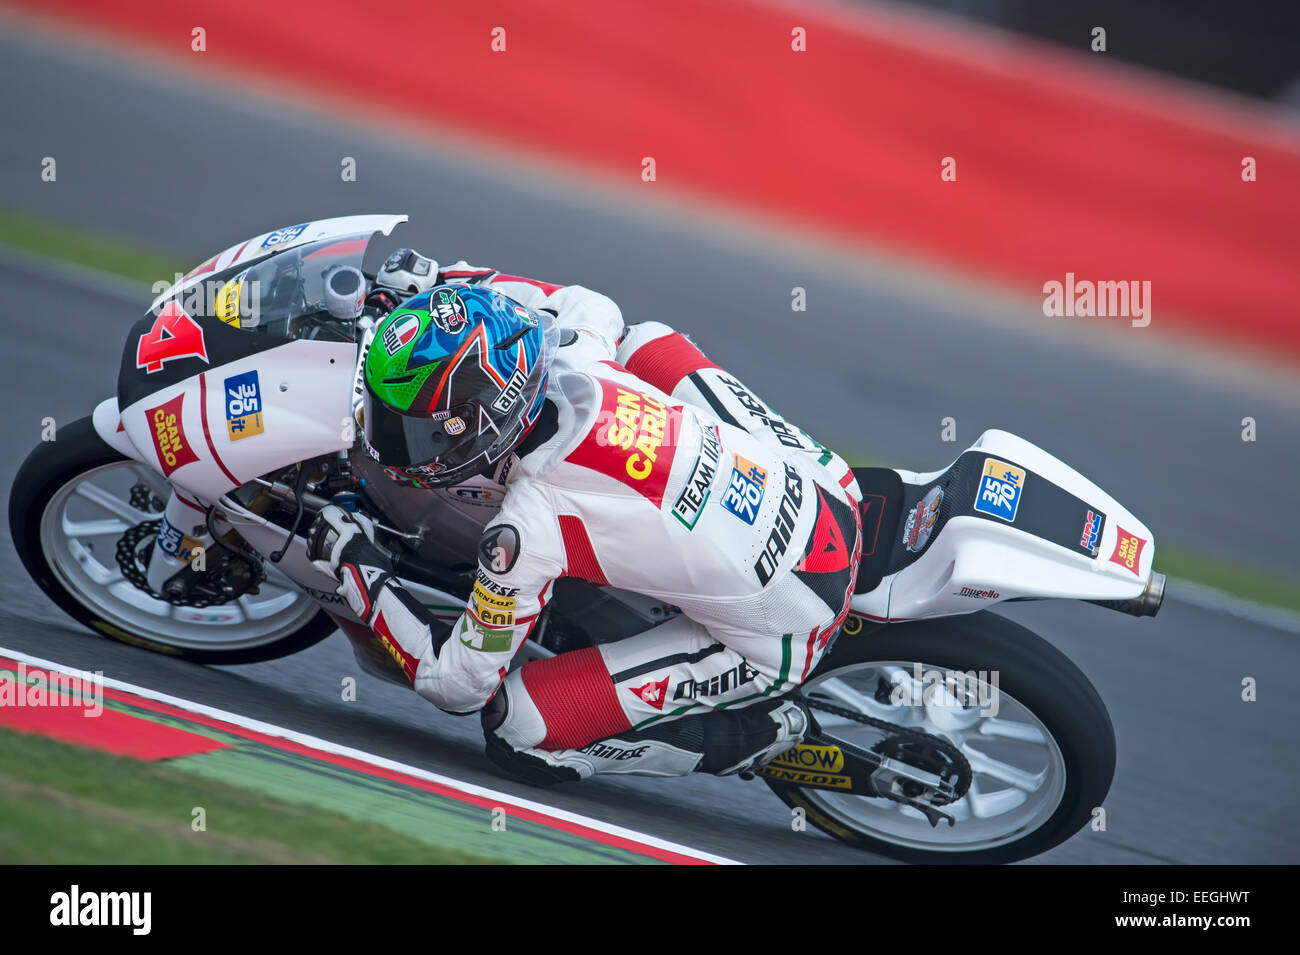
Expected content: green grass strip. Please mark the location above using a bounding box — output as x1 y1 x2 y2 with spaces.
0 693 664 865
169 744 660 865
0 726 503 864
0 205 184 286
1152 544 1300 616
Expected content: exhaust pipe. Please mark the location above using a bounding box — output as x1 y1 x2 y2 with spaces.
1087 571 1165 618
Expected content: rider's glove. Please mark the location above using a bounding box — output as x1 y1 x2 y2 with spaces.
436 260 497 285
307 505 391 622
375 248 439 296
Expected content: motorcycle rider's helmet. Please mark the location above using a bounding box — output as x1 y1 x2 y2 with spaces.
361 284 558 488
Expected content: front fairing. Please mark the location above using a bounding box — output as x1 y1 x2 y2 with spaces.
114 215 407 500
119 215 406 413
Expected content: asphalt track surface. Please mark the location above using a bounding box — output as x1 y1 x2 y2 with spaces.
1 24 1298 863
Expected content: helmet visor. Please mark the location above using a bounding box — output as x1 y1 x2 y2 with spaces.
363 385 478 471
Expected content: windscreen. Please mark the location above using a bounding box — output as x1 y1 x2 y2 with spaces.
170 234 375 344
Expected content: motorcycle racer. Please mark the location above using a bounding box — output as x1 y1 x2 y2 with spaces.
309 251 863 784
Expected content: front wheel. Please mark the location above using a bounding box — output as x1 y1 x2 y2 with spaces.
765 612 1115 864
8 415 337 664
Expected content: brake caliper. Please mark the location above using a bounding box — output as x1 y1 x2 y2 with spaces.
115 486 264 607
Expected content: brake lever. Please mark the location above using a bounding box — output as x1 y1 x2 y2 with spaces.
248 476 424 545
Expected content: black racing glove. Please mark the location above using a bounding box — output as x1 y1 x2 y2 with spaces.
307 505 392 623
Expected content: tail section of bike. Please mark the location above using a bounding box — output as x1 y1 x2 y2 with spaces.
850 429 1162 623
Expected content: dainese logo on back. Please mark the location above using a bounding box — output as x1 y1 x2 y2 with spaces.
629 677 669 710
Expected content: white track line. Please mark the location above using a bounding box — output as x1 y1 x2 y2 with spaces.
0 645 739 865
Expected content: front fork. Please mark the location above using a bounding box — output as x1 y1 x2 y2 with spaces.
143 491 214 597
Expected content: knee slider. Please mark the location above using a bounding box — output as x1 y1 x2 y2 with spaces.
479 684 581 787
480 686 508 733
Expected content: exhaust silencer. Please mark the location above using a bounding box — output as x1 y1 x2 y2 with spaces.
1087 571 1165 618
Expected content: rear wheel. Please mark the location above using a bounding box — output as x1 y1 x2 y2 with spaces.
764 612 1115 864
9 416 336 664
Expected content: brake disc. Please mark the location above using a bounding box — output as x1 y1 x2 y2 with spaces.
114 519 263 608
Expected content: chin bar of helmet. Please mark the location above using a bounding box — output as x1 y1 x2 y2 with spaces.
1086 571 1165 618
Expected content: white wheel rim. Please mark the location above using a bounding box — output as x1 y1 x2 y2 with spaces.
798 660 1068 853
39 461 321 651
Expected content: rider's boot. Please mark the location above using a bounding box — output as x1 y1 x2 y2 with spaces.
481 688 810 785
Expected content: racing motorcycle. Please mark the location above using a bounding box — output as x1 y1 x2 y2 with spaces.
9 215 1164 864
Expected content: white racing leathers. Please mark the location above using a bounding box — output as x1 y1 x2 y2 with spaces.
362 268 862 782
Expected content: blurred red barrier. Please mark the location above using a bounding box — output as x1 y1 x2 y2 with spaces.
11 0 1300 358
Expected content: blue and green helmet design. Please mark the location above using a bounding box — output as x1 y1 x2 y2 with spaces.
362 285 556 487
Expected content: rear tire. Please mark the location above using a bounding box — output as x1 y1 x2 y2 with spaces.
764 612 1115 864
9 415 337 664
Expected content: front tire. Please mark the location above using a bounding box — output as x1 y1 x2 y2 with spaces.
765 612 1115 864
8 415 337 664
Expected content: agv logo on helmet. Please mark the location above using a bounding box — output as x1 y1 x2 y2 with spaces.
382 313 421 355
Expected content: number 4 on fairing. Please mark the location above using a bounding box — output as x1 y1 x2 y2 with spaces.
136 302 209 373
